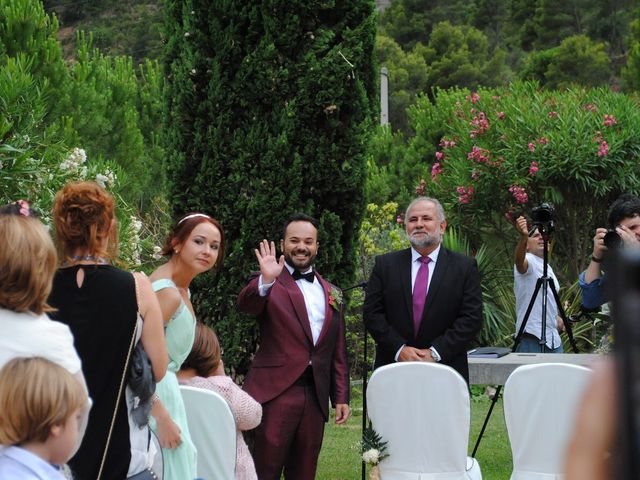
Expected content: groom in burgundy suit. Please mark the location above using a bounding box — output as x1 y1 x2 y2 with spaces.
238 213 350 480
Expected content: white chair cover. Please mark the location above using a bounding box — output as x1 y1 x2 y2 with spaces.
366 362 482 480
503 363 592 480
180 385 236 480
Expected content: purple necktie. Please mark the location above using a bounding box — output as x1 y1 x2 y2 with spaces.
413 256 431 336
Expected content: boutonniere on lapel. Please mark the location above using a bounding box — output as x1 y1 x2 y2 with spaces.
328 286 343 311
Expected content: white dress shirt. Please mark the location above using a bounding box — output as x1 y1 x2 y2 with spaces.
395 245 443 362
259 263 326 345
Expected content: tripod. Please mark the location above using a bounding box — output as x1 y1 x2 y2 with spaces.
472 226 579 456
340 280 369 480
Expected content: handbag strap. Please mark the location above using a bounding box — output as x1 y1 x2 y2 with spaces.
97 273 140 480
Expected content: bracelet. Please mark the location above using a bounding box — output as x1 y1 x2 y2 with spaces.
591 255 602 263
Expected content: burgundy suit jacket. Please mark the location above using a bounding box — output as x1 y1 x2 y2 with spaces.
237 268 350 420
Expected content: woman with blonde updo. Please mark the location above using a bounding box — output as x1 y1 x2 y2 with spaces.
149 212 225 480
48 181 168 480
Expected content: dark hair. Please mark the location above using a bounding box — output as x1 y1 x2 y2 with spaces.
160 213 225 271
281 212 319 240
181 323 221 377
0 200 39 218
607 194 640 228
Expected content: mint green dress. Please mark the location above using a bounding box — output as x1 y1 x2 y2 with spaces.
150 279 197 480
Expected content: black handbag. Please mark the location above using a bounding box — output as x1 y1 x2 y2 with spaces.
128 341 155 427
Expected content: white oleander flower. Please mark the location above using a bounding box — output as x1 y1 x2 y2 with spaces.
95 173 109 188
130 216 143 233
152 245 163 260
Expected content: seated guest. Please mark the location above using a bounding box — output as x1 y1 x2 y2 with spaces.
0 357 88 479
178 323 262 480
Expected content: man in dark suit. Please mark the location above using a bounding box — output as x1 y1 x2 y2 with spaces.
363 197 483 382
237 213 350 480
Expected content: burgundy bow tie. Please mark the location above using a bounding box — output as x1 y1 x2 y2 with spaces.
292 270 315 282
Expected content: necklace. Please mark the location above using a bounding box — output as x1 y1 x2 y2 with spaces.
70 255 109 264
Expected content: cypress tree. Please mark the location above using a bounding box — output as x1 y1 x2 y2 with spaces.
163 0 376 374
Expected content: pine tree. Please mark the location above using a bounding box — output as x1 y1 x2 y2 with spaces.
163 0 377 374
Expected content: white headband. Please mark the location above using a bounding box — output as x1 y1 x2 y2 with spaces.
178 213 212 225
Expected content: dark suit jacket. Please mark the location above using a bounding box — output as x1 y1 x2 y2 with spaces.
363 246 483 382
237 268 349 420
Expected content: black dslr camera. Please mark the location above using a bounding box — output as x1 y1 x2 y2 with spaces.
530 203 555 235
604 227 623 250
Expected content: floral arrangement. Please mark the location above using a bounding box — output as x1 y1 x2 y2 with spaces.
328 286 344 311
362 426 389 466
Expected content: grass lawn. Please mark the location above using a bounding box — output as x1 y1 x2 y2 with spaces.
316 383 512 479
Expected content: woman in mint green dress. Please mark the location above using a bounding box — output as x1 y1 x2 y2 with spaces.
149 213 225 480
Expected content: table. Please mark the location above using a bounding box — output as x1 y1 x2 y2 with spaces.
468 352 601 385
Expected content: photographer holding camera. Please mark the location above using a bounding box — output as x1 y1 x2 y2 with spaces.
580 194 640 309
513 214 564 352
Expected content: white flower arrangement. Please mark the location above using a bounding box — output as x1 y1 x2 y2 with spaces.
362 426 389 466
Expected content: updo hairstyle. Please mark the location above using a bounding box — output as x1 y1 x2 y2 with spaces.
52 181 118 263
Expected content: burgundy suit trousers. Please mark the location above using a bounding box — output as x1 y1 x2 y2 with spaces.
253 383 325 480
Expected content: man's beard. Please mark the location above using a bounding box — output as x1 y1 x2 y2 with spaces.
409 230 441 249
284 250 316 271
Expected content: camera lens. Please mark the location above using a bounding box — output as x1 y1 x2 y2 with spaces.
604 229 622 249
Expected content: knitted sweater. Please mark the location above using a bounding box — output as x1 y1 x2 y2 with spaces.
183 376 262 480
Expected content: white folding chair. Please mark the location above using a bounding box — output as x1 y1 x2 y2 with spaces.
180 385 236 480
503 363 592 480
367 362 482 480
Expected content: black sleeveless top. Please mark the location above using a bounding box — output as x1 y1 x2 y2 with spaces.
49 265 136 480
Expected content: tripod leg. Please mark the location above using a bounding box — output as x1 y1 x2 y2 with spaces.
472 385 503 457
548 281 579 353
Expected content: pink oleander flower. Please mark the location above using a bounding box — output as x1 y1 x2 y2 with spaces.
466 92 481 104
528 142 536 152
538 137 548 145
431 162 443 180
529 161 539 176
467 145 490 164
435 151 444 161
598 141 609 157
415 179 427 195
583 103 598 113
603 114 617 127
497 111 505 120
469 111 490 138
509 185 528 204
471 170 479 180
456 186 474 204
439 138 457 149
396 214 405 224
548 111 558 118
